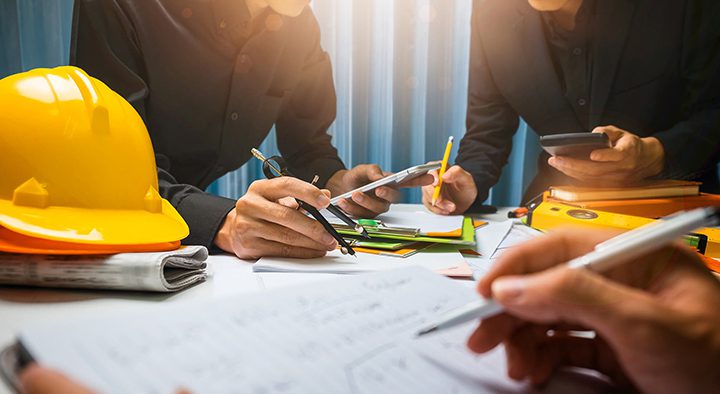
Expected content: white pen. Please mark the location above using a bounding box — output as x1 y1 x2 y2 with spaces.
416 206 720 337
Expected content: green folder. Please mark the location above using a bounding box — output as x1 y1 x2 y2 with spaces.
338 216 476 246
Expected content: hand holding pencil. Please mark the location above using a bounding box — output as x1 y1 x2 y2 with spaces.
432 137 454 207
422 138 478 216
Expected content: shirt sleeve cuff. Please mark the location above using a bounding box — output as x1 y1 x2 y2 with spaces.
175 192 236 251
465 172 498 214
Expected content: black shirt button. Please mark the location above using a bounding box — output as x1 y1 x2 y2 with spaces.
230 112 239 121
578 98 587 106
236 54 253 74
573 47 583 56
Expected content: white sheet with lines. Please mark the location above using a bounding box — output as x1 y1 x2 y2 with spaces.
18 267 533 394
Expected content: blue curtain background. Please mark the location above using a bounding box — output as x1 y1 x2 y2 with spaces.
0 0 540 207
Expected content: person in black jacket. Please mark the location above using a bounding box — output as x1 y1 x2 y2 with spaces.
71 0 420 259
422 0 720 215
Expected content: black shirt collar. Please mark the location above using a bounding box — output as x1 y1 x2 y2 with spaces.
542 0 595 38
211 0 254 40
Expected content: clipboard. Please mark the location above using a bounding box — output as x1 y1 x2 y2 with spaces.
337 217 478 246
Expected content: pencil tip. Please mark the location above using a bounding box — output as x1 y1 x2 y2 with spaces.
416 326 436 337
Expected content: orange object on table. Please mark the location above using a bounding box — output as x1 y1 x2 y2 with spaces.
0 226 180 255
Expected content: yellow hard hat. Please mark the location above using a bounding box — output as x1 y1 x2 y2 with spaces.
0 226 181 255
0 66 189 245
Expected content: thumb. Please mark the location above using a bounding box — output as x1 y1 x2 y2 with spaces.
491 267 654 335
441 165 463 183
427 170 440 187
592 126 623 144
365 165 385 181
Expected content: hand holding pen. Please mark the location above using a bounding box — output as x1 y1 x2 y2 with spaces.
418 207 720 336
213 175 340 259
251 148 367 256
467 224 720 392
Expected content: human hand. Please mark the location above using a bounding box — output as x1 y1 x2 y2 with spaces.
214 177 338 259
421 165 477 215
548 126 665 184
467 229 720 393
19 364 95 394
19 364 192 394
327 165 432 218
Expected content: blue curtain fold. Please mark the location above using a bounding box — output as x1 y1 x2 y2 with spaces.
1 0 539 207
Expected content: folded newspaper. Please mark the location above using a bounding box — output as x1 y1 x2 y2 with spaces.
0 246 208 292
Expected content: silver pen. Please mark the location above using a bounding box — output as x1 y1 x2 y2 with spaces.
417 207 720 337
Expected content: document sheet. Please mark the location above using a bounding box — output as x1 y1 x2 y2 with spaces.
253 244 467 274
16 267 530 394
466 222 543 279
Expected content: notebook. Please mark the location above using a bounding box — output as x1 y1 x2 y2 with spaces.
6 268 533 393
549 180 701 202
546 193 720 218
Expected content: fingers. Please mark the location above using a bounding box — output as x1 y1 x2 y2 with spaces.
20 364 95 394
398 173 434 188
433 193 456 214
548 156 633 182
375 186 402 203
590 132 636 162
504 324 549 381
421 183 449 215
250 178 331 210
336 191 390 218
467 313 519 353
490 265 658 335
478 229 611 297
592 125 623 142
507 332 625 387
589 147 625 162
364 164 386 182
551 126 645 182
350 190 390 214
277 196 300 209
240 196 336 247
237 237 329 259
253 221 337 252
424 166 473 215
427 169 440 186
441 165 469 184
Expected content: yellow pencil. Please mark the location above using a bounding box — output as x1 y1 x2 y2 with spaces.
432 136 454 207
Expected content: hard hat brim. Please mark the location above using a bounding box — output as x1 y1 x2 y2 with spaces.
0 226 182 254
0 199 189 245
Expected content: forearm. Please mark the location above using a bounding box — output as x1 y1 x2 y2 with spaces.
157 165 236 250
456 124 516 206
653 108 720 179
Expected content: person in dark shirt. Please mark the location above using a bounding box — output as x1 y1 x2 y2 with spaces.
422 0 720 215
71 0 420 259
